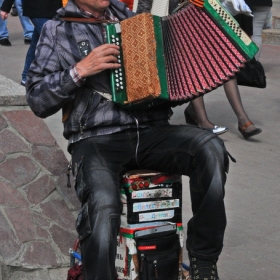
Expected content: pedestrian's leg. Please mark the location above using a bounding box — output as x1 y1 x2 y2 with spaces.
252 6 271 60
0 0 9 41
14 0 33 40
223 78 261 134
186 97 215 128
184 96 228 135
23 18 49 83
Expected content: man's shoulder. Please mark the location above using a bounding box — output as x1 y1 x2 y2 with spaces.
45 16 65 28
40 17 66 38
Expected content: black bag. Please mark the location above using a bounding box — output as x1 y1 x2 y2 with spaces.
135 225 181 280
236 57 266 88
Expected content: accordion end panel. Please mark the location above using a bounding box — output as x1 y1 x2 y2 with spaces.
205 0 259 59
121 13 162 103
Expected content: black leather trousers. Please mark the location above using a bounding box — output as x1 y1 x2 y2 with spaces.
70 125 229 280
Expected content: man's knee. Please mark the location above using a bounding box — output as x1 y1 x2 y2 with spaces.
197 135 229 174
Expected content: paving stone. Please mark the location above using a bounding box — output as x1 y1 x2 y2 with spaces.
0 129 30 154
0 212 21 263
0 263 12 280
7 269 50 280
36 227 50 240
22 241 59 267
49 267 69 280
31 145 68 176
32 212 50 227
272 15 280 29
2 110 57 146
40 199 76 229
0 181 29 207
50 224 77 256
0 155 39 188
23 175 56 205
0 114 8 130
0 151 5 163
262 28 280 46
5 208 36 243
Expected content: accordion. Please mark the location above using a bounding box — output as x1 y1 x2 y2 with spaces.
106 0 258 109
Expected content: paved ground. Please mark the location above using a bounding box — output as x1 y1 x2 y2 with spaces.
1 5 280 279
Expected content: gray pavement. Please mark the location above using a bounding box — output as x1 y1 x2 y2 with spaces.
1 4 280 279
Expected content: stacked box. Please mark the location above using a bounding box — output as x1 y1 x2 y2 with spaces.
121 170 182 225
116 170 184 280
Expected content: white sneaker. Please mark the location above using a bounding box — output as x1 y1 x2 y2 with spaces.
211 125 228 135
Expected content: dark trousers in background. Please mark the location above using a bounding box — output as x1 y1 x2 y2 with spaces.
22 17 50 82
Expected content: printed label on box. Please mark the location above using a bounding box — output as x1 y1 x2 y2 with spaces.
133 199 180 212
131 188 173 199
139 210 175 222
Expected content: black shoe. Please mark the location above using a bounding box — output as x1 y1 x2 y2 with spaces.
189 254 219 280
10 5 18 16
24 38 32 45
0 38 12 46
238 121 262 139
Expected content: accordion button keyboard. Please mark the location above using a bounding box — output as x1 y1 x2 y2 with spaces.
110 34 124 91
106 23 126 101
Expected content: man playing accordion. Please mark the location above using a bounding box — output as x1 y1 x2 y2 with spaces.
25 0 237 279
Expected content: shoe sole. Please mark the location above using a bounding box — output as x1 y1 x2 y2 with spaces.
238 126 262 139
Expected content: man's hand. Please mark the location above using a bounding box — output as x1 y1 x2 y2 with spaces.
0 11 9 20
221 0 253 17
75 44 121 78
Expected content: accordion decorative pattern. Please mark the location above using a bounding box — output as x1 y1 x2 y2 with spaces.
121 14 162 102
107 0 259 107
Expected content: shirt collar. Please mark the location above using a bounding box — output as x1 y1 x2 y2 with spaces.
79 7 118 22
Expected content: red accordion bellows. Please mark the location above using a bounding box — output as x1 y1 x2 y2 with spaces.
162 4 246 100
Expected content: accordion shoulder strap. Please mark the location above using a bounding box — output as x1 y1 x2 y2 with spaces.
61 17 117 24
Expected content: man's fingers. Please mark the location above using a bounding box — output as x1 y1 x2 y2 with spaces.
104 62 121 70
76 44 121 77
98 44 120 57
97 43 120 54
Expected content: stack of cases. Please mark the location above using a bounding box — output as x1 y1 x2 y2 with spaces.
116 170 184 280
